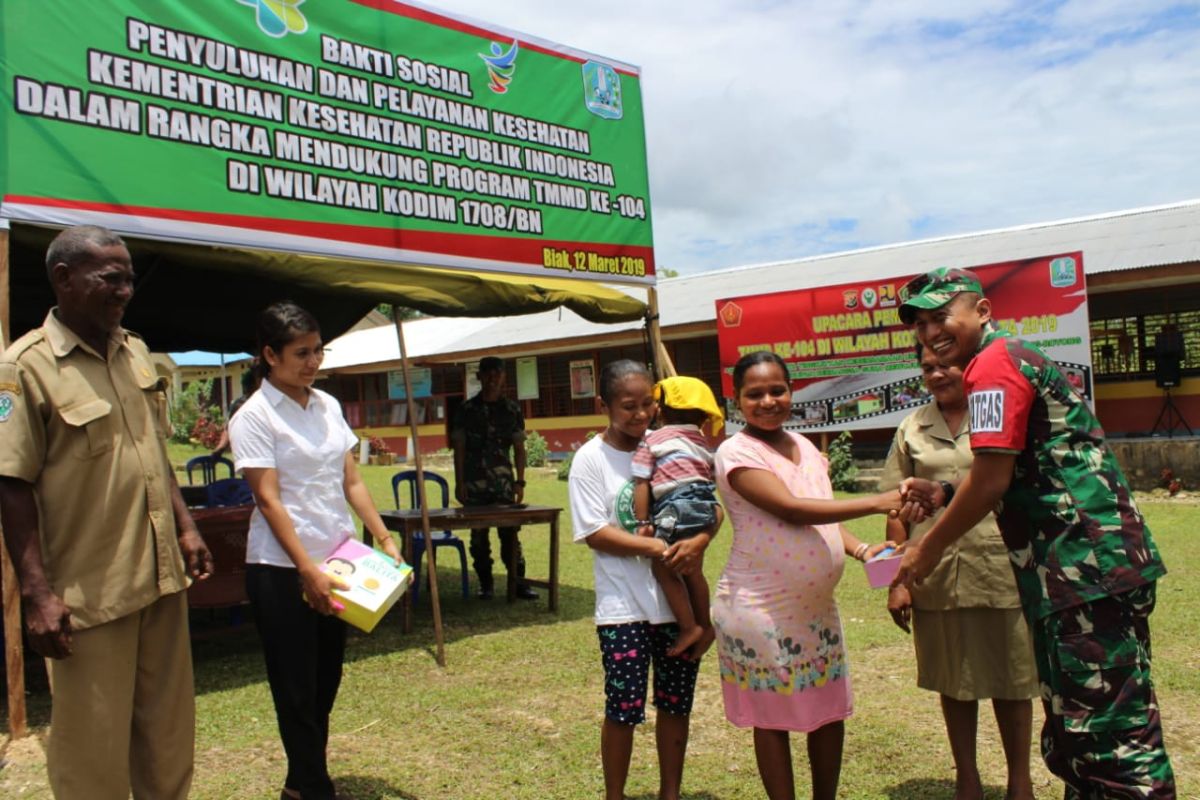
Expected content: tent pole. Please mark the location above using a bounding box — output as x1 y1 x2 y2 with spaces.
0 225 28 739
646 285 676 379
392 309 446 667
219 353 228 417
0 227 8 341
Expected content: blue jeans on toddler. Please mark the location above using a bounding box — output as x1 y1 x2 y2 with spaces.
651 481 719 545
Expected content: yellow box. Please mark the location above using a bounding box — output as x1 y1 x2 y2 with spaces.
322 537 412 633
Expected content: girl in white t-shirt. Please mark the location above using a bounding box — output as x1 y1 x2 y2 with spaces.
568 359 714 800
230 302 402 800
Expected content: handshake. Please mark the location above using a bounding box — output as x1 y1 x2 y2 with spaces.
896 477 952 523
874 477 949 523
865 477 961 595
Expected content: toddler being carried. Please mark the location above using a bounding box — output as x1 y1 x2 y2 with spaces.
632 376 724 657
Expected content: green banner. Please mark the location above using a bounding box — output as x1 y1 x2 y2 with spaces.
0 0 655 283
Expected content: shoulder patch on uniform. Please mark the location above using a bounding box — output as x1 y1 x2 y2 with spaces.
4 329 46 360
0 361 23 395
0 391 15 422
969 390 1005 433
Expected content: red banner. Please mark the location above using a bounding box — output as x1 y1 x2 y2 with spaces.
715 253 1091 431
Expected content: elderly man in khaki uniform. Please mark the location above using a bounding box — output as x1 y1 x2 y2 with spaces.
0 225 212 799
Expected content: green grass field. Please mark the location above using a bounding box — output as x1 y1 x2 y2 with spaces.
2 446 1196 799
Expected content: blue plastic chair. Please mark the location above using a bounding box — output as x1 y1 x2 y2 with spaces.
392 470 469 603
206 478 254 507
186 455 235 485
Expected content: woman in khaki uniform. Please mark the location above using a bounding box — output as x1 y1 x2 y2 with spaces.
882 346 1038 800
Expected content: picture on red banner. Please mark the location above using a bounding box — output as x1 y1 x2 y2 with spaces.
715 253 1092 432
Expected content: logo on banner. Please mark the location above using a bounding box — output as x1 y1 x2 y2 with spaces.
1049 257 1078 288
878 284 897 307
861 287 878 308
237 0 308 38
479 40 519 94
969 390 1005 433
583 62 622 119
843 290 859 310
719 301 743 328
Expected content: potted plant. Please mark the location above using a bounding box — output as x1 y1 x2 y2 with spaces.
369 436 395 466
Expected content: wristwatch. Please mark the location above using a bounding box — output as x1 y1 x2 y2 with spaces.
938 480 955 506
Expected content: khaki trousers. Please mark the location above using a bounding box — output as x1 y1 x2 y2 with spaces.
46 591 195 800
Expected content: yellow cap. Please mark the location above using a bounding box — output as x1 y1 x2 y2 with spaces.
654 376 724 430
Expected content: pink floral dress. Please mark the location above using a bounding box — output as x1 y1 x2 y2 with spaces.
711 431 852 731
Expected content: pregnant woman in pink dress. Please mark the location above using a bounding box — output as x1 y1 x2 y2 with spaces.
712 351 904 800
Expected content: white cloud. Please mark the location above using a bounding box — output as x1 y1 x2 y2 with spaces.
431 0 1200 274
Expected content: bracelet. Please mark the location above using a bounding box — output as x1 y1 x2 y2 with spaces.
853 542 869 561
636 519 653 527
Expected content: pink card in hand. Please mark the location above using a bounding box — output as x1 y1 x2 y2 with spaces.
863 547 901 589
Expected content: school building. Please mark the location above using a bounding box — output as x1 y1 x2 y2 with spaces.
312 199 1200 470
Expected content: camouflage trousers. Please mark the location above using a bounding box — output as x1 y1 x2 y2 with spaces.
1032 583 1175 799
465 488 523 586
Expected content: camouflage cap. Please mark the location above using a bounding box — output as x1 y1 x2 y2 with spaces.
898 267 985 324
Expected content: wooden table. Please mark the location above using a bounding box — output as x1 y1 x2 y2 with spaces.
179 484 210 507
379 505 562 631
187 504 253 609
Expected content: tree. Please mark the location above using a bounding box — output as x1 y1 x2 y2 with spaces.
375 304 425 321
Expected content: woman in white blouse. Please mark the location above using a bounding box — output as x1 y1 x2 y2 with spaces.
230 302 401 800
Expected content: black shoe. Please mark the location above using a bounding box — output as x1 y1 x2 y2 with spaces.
516 585 539 601
477 588 494 600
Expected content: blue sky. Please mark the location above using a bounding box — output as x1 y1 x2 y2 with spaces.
432 0 1200 275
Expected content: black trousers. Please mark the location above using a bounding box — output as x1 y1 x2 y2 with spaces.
246 565 347 800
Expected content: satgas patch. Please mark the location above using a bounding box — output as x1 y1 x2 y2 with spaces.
969 389 1005 433
0 391 15 423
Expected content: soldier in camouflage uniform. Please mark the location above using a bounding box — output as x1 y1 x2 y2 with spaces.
450 357 537 600
893 268 1174 799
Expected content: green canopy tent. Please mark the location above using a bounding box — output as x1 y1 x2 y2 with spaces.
4 223 646 351
1 0 663 736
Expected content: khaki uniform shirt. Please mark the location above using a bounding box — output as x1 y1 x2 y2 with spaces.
0 311 186 630
880 401 1020 611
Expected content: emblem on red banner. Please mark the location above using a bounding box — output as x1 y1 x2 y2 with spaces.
719 301 743 327
843 290 859 310
878 284 897 307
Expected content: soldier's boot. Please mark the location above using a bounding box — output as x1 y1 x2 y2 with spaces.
477 572 494 600
515 557 538 601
